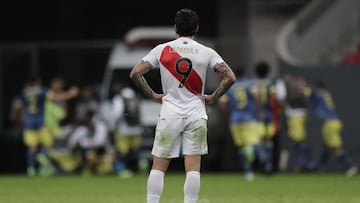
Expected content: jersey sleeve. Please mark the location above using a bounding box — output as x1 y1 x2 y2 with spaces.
208 48 225 71
142 44 162 68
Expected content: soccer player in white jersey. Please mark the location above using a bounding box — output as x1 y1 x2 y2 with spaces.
130 8 236 203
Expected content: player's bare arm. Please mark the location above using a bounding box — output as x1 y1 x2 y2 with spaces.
130 60 164 103
203 62 236 104
50 86 79 102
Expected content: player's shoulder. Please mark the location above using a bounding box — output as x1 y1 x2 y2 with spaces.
194 40 216 52
151 42 168 51
147 39 174 52
158 38 180 46
171 38 212 49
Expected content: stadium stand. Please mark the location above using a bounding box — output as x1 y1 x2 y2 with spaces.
277 0 360 66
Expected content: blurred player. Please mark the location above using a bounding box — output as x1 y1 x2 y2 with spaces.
38 77 79 175
112 85 146 178
309 80 358 176
253 61 284 173
283 73 316 172
67 110 112 175
44 77 78 139
74 84 100 124
130 8 236 203
218 67 265 181
13 76 78 176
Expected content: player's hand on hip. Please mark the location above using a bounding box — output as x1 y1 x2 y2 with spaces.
152 93 165 103
202 94 216 104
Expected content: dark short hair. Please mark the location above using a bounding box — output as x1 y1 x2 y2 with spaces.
174 8 199 36
255 61 270 78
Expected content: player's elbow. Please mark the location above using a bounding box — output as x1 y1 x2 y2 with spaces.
129 68 141 81
227 74 236 85
129 69 135 79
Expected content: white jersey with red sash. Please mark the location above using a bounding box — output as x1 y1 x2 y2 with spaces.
142 37 224 120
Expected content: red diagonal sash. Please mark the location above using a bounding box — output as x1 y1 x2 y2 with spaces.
160 46 203 95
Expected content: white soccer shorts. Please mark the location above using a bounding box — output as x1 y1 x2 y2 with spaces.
151 117 208 158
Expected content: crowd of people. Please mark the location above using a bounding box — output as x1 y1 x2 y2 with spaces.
281 71 357 177
218 61 358 181
7 64 359 181
9 75 148 178
8 63 359 181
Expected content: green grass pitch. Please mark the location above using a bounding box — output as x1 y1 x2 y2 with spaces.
0 173 359 203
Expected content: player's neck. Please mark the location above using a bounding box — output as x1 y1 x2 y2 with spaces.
175 34 194 40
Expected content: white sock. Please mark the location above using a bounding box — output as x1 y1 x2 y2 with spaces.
147 169 165 203
184 171 200 203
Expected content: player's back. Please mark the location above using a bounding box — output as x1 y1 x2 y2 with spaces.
159 38 216 95
310 89 338 120
226 78 258 123
21 86 48 129
144 37 223 119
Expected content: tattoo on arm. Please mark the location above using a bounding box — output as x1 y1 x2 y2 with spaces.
130 61 154 98
212 62 236 100
132 73 154 98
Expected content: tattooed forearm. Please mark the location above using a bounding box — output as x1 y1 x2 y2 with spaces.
131 73 154 98
212 77 234 99
130 60 155 99
215 62 229 76
212 62 236 100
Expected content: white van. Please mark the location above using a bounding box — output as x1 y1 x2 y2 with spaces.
99 27 173 128
99 27 176 158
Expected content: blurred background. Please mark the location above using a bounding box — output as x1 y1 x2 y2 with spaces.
0 0 359 175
